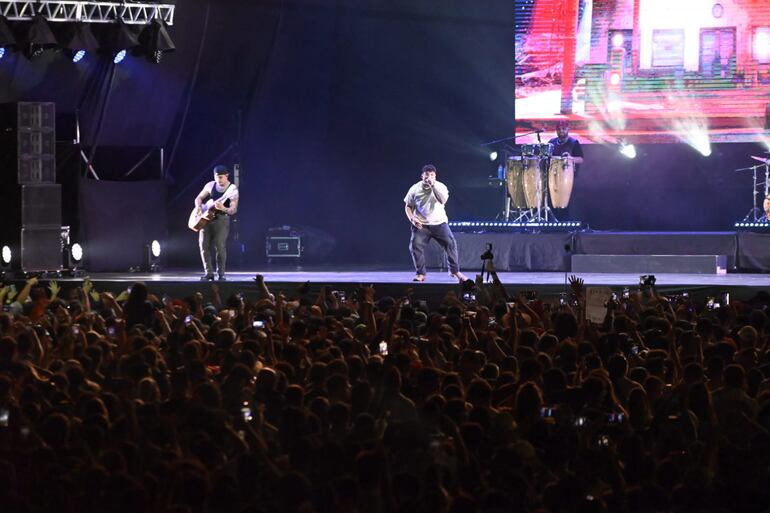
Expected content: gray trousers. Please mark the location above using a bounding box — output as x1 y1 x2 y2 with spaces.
199 215 230 276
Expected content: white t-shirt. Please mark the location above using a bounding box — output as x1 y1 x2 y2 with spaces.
404 180 450 225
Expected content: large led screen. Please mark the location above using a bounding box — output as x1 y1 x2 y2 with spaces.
515 0 770 145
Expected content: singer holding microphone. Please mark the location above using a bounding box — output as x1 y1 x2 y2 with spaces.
404 164 468 283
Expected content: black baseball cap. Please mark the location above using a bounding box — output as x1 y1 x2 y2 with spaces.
421 164 437 174
213 165 230 175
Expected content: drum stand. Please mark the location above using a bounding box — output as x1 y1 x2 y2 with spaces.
512 156 559 224
737 163 770 223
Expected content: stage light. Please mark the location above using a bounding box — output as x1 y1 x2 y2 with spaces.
1 246 11 268
64 22 99 63
147 240 162 272
609 72 621 86
612 33 624 48
25 15 58 59
619 142 636 159
139 17 175 64
0 47 5 59
489 151 498 161
71 243 83 264
108 20 139 64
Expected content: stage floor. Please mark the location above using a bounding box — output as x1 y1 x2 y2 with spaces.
8 267 768 306
72 270 770 288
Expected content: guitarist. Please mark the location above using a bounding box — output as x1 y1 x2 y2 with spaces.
194 165 239 281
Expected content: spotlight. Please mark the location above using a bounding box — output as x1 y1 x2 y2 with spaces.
64 22 99 63
612 32 625 48
68 242 85 272
147 240 162 272
1 245 11 269
609 72 621 86
138 18 175 64
489 151 498 161
619 142 636 159
0 47 5 60
108 20 139 64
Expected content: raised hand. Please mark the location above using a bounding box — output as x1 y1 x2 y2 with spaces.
568 275 585 299
48 280 61 299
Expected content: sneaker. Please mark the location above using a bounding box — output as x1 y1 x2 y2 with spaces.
217 275 227 281
451 272 468 282
200 275 214 281
413 274 426 282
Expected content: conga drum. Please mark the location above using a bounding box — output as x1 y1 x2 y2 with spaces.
522 159 544 209
505 157 528 209
548 157 575 208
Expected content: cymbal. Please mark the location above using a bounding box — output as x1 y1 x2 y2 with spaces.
751 155 770 164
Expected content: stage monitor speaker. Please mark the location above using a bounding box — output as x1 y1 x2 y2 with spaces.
22 184 61 228
21 227 62 272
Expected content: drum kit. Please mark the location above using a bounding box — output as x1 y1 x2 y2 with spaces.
502 142 575 222
737 153 770 222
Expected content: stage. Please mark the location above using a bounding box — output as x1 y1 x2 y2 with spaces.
30 267 770 308
3 229 768 306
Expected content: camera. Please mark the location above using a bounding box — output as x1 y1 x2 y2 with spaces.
597 434 611 447
706 297 719 310
523 290 538 301
719 291 730 306
332 290 346 302
622 287 630 299
608 412 625 424
559 292 567 306
253 320 265 329
573 416 588 427
462 292 476 304
184 315 193 326
379 341 388 355
540 407 554 418
639 274 656 290
630 344 640 356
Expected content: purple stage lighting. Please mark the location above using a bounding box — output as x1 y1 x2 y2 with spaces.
113 49 127 64
72 50 85 63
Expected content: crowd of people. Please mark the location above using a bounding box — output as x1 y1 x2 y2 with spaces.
0 271 769 513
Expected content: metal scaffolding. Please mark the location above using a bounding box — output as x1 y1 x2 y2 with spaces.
0 1 175 25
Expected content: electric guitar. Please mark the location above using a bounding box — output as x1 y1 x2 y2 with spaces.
188 186 238 232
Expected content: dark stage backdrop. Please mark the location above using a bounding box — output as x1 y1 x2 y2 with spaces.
1 1 766 270
79 179 167 272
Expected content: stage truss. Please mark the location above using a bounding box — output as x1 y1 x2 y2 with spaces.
0 1 175 25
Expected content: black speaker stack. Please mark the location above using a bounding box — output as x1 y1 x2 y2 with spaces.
16 102 62 272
